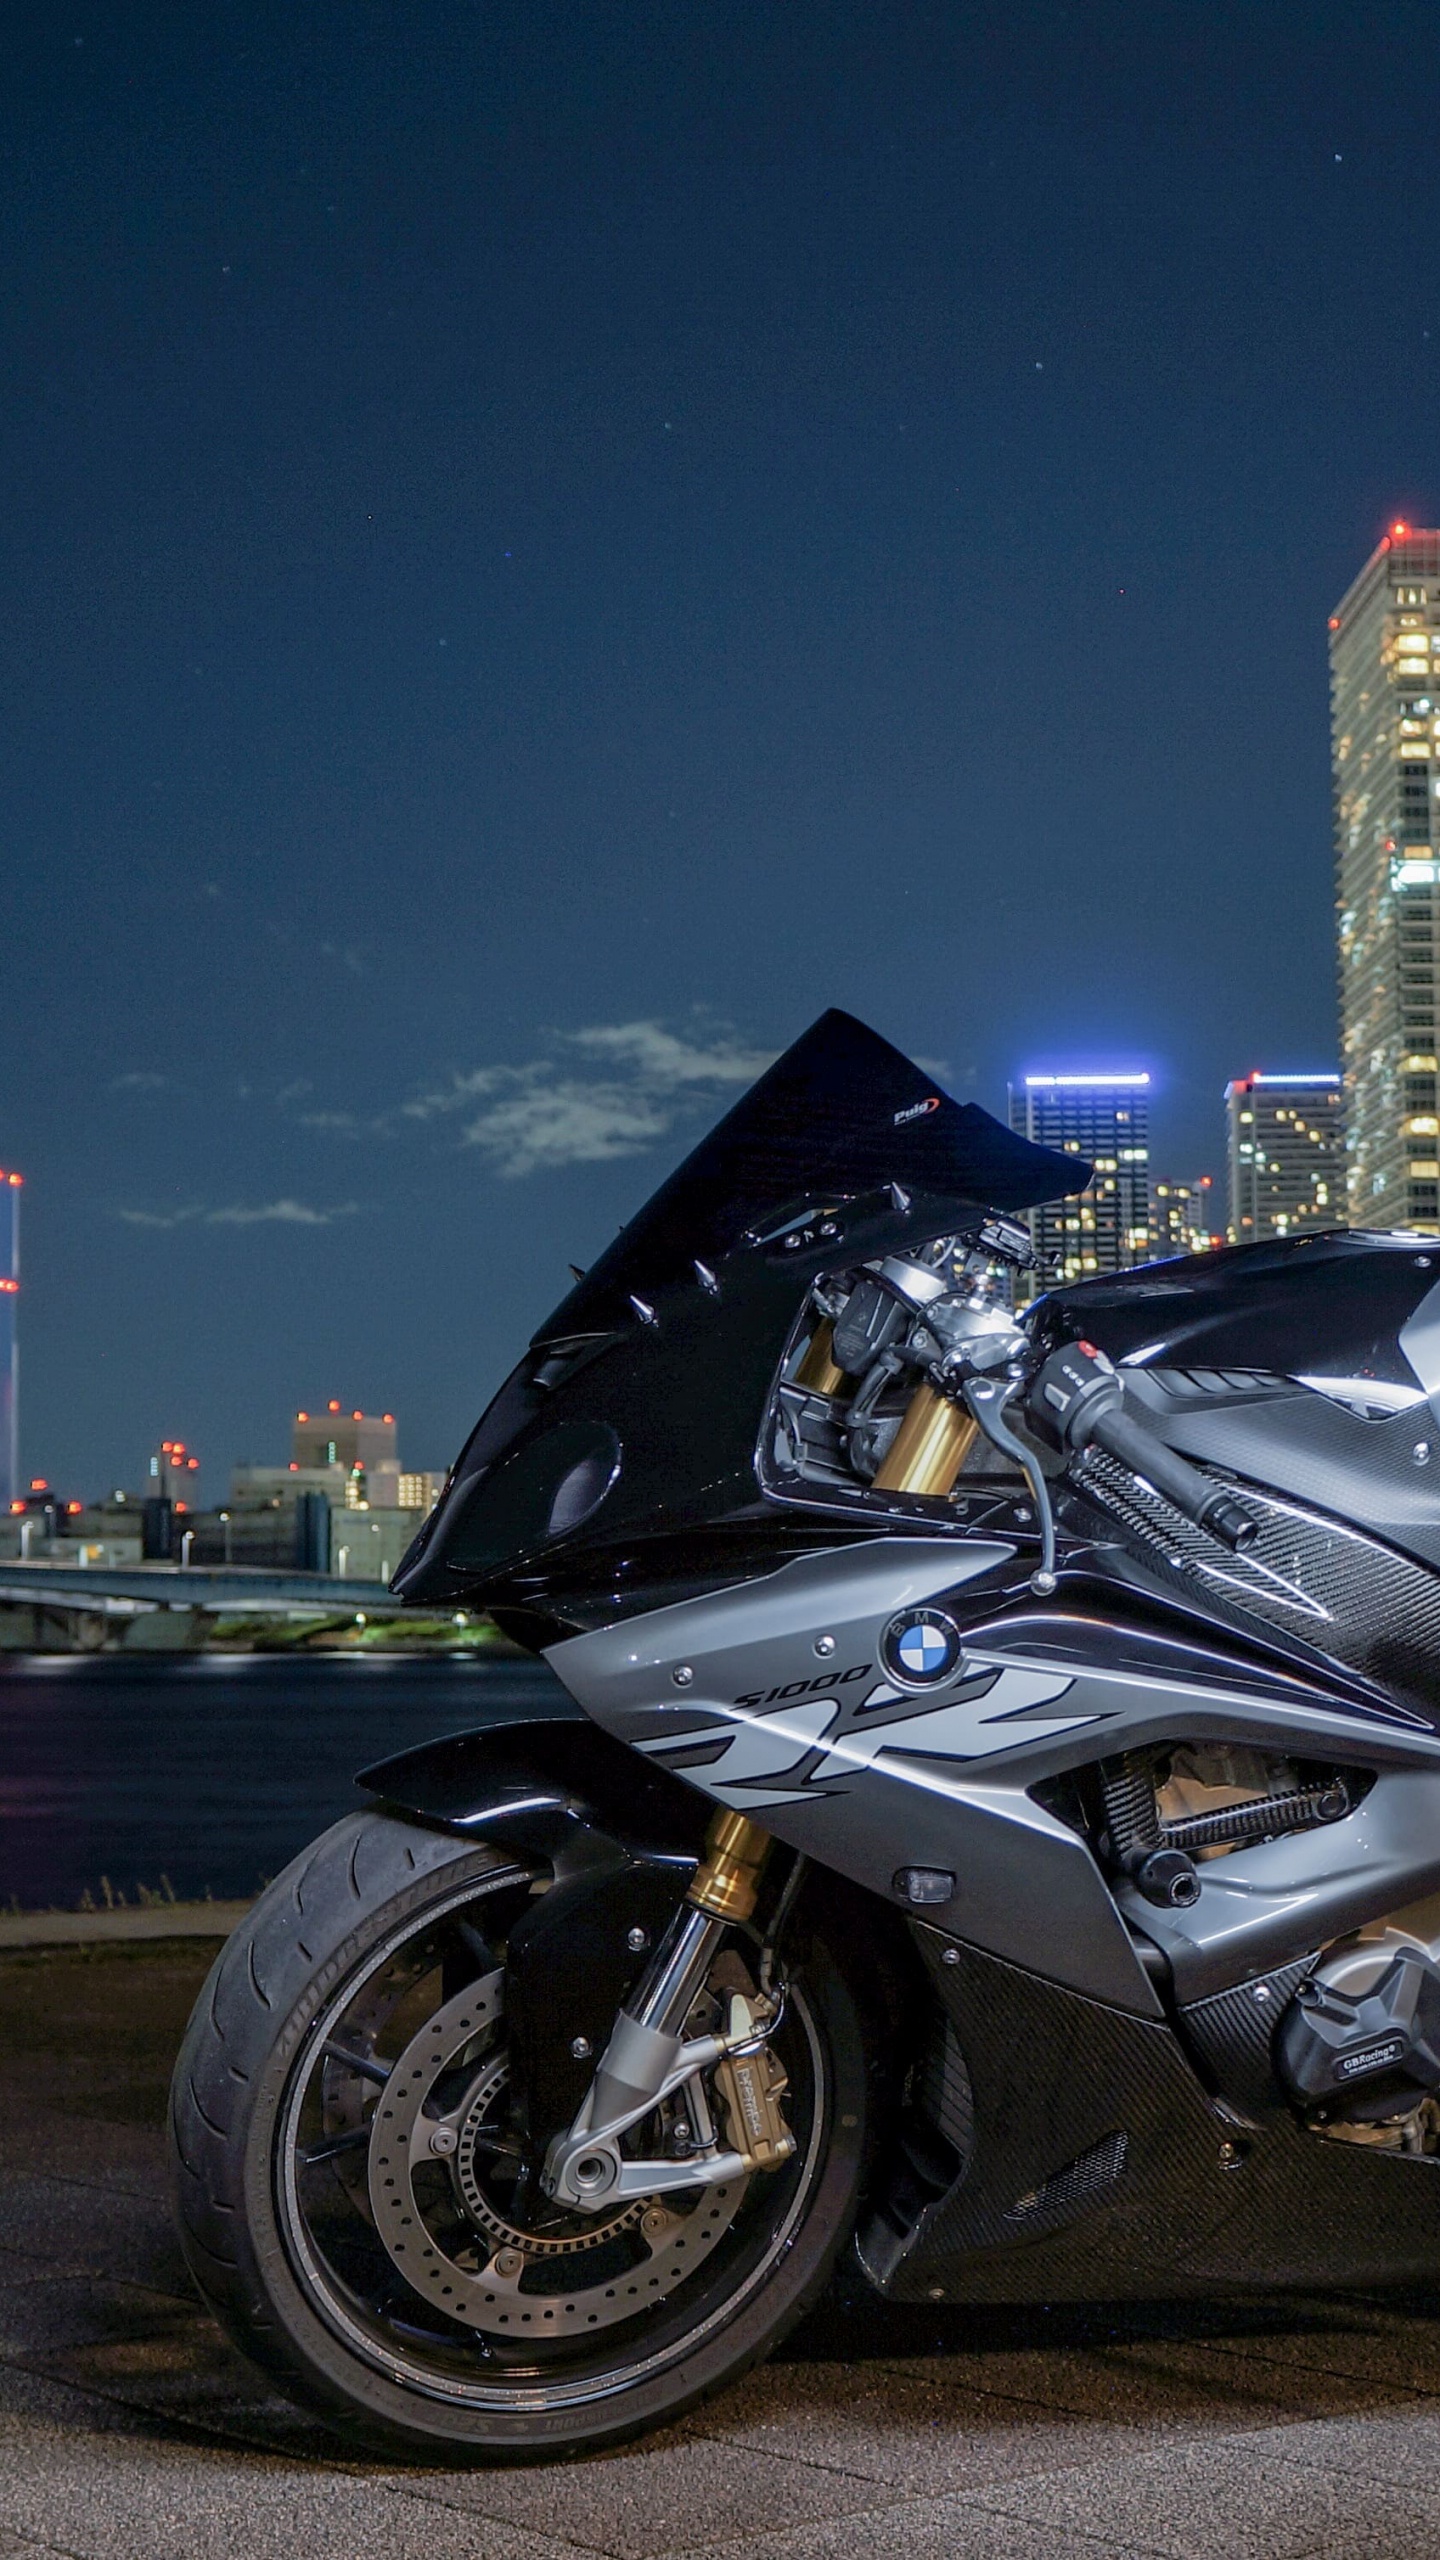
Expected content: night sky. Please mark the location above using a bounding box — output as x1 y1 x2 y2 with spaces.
5 2 1438 1500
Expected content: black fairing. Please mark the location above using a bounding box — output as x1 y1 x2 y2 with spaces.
393 1011 1084 1611
1028 1228 1438 1385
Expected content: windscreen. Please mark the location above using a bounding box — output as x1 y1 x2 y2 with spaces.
394 1010 1090 1607
533 1009 1084 1341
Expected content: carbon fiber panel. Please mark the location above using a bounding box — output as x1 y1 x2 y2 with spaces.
1075 1451 1440 1716
865 1929 1440 2303
1179 1957 1316 2122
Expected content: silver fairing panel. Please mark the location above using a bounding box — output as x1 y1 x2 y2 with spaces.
547 1539 1440 2017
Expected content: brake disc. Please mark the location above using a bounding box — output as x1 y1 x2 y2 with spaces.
367 1970 747 2339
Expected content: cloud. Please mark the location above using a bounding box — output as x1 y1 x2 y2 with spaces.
379 1019 779 1178
564 1023 775 1087
461 1078 674 1177
117 1199 359 1230
206 1199 359 1226
110 1071 168 1092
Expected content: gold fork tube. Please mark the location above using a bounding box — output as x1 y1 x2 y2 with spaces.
794 1318 848 1397
688 1809 773 1923
872 1384 979 1497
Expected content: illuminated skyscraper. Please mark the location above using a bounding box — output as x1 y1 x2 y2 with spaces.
1224 1073 1343 1244
1150 1175 1219 1258
0 1169 18 1515
1332 525 1440 1232
1008 1073 1151 1286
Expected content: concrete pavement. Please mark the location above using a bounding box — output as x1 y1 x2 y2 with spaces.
4 1939 1440 2558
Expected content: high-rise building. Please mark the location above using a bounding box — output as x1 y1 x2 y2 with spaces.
1150 1176 1219 1258
1224 1073 1344 1244
1332 524 1440 1232
1008 1073 1152 1286
0 1168 17 1515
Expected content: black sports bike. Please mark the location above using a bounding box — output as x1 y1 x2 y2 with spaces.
172 1010 1440 2458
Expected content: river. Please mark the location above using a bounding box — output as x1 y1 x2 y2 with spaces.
0 1651 575 1909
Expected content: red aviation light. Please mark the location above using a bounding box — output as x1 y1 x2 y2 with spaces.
382 1413 394 1425
66 1501 82 1515
1394 521 1410 537
328 1400 341 1413
352 1409 363 1420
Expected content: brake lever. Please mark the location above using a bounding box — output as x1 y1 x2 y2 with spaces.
961 1374 1058 1596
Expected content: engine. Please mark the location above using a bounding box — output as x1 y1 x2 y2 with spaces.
1275 1899 1440 2150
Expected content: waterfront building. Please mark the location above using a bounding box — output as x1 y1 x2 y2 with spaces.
148 1438 200 1502
292 1403 402 1507
1150 1176 1220 1258
1332 524 1440 1232
0 1169 19 1515
1224 1073 1343 1244
1008 1073 1152 1287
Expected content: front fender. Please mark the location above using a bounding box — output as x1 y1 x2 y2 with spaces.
355 1709 712 1872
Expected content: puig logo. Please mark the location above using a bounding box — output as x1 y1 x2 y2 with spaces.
893 1096 941 1126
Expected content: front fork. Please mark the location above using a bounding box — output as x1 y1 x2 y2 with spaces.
543 1810 796 2210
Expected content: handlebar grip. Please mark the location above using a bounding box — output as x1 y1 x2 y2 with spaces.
1032 1341 1260 1553
1084 1404 1258 1551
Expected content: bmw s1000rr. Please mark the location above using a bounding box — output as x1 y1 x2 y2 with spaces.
172 1011 1440 2458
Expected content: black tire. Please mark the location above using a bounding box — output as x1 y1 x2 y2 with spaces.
169 1807 871 2461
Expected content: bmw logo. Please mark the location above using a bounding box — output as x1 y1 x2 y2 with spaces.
882 1606 964 1688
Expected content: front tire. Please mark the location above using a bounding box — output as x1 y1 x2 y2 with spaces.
169 1808 870 2459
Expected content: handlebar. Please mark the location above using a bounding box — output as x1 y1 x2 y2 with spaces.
1032 1341 1259 1553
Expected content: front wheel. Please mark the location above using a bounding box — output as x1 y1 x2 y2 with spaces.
169 1809 871 2459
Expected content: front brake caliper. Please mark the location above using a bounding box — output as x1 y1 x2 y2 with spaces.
711 1993 796 2173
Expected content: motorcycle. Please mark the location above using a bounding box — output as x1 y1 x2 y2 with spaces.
171 1008 1440 2460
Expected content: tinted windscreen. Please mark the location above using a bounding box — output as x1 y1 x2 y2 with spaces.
535 1008 1084 1341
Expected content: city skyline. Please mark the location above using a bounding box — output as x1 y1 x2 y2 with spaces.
5 7 1437 1494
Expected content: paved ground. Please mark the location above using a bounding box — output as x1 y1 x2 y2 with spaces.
6 1944 1440 2559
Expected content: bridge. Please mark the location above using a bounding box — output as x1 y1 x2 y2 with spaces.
0 1560 409 1616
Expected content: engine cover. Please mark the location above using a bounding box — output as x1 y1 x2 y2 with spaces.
1277 1949 1440 2122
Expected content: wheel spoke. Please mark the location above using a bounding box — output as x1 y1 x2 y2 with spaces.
302 2124 373 2166
322 2040 391 2087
